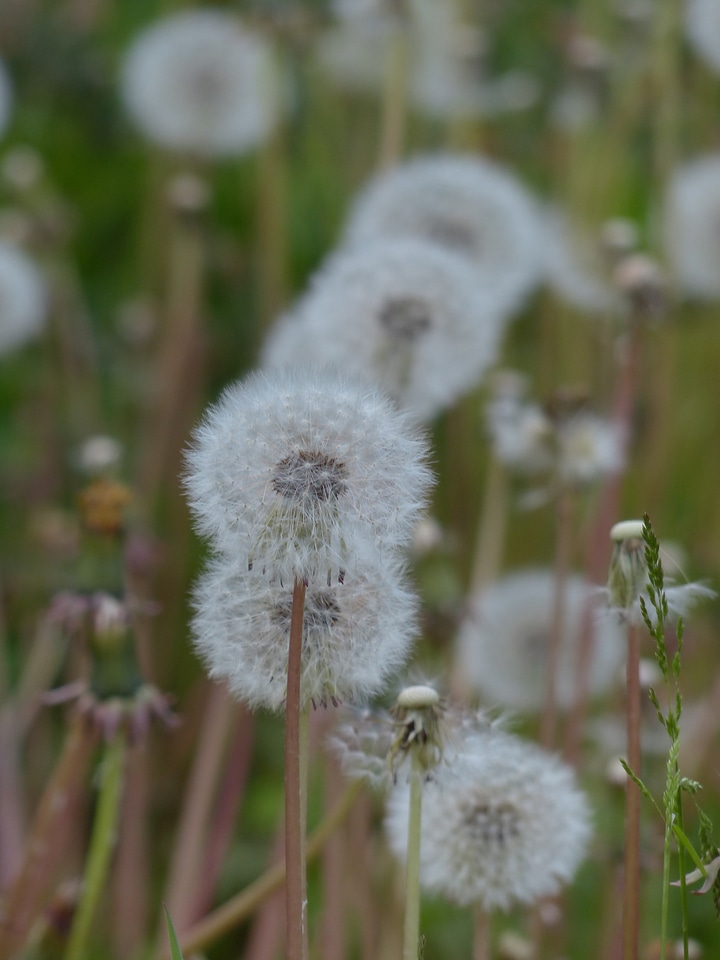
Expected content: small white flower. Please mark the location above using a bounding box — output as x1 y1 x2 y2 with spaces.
0 241 47 356
121 10 279 157
343 154 544 318
664 153 720 299
543 207 618 313
455 569 625 712
184 369 433 580
262 240 505 421
192 549 418 712
485 375 554 474
0 58 12 139
385 726 592 910
686 0 720 74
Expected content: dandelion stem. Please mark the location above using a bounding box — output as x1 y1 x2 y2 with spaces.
473 904 489 960
403 750 423 960
622 620 642 960
66 731 127 960
377 28 409 170
169 780 362 959
285 576 309 960
540 488 573 749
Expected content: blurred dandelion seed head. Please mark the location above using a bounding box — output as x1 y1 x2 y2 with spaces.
385 727 592 910
456 569 625 711
344 154 543 317
686 0 720 74
121 10 280 157
0 241 47 356
664 154 720 300
263 240 504 421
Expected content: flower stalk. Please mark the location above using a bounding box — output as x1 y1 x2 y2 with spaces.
403 749 423 960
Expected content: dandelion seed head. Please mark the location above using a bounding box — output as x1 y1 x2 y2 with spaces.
386 727 592 909
456 569 625 711
0 241 47 356
192 549 418 711
121 10 279 157
686 0 720 74
184 368 433 579
262 240 504 421
343 155 543 317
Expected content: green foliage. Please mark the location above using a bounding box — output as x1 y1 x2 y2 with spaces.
164 905 186 960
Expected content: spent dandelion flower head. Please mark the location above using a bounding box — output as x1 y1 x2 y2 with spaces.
385 725 592 910
343 153 544 318
121 9 279 157
455 568 625 712
485 371 554 474
664 154 720 300
606 519 715 624
686 0 720 74
262 239 505 421
184 367 433 580
555 408 624 486
191 547 419 712
0 240 47 356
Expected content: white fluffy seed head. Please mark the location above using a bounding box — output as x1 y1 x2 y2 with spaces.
120 10 279 157
184 368 433 580
262 240 505 421
664 153 720 299
686 0 720 74
0 241 47 355
455 569 625 712
343 154 544 317
556 412 624 486
385 726 592 910
191 548 418 712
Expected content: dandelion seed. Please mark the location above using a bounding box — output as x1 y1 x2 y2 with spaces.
192 550 418 712
262 240 505 420
664 154 720 299
343 154 544 317
0 240 47 356
121 10 279 157
455 569 625 712
385 726 592 910
184 368 433 581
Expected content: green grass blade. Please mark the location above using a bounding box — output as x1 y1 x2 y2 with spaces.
164 905 186 960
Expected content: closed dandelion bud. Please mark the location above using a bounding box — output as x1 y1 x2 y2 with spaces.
607 519 647 611
385 727 592 911
389 684 445 774
184 369 433 581
121 10 280 158
343 154 544 318
613 253 667 318
192 550 419 711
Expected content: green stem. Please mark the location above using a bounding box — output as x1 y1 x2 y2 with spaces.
285 577 309 960
622 621 641 960
65 732 127 960
403 751 423 960
660 816 672 960
676 795 689 960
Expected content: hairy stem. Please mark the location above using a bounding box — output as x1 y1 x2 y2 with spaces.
285 577 309 960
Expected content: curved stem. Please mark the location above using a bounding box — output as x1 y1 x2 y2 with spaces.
65 732 127 960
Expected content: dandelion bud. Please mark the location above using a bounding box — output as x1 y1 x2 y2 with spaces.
607 519 647 611
613 253 667 318
390 684 444 773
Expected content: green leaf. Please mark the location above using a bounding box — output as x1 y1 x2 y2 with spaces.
672 824 708 877
164 905 186 960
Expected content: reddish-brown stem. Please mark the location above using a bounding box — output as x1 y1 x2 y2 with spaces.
473 905 489 960
112 742 149 957
540 489 573 749
622 621 642 960
564 320 644 765
285 576 308 960
0 714 96 959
